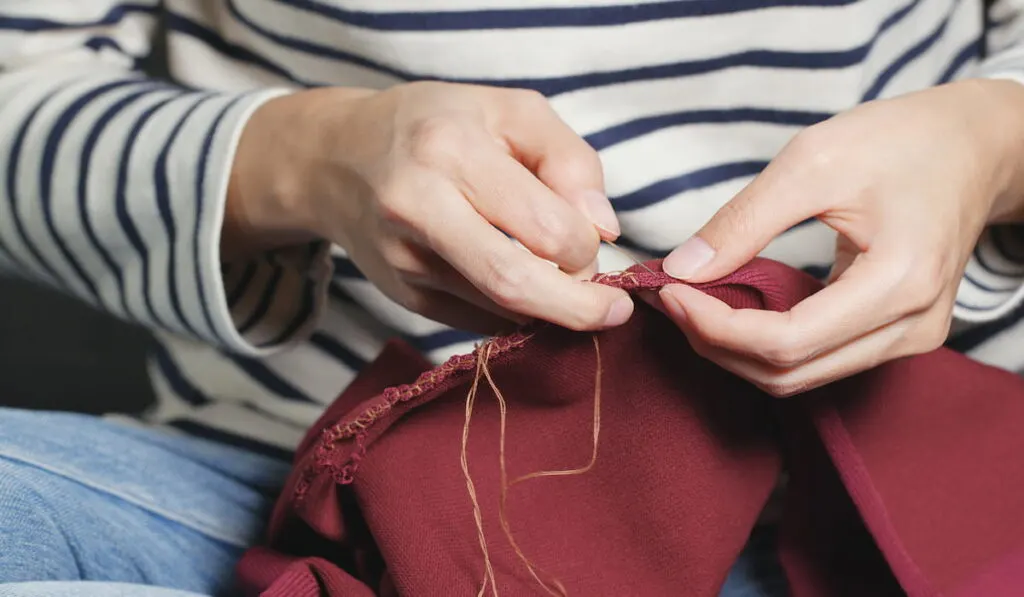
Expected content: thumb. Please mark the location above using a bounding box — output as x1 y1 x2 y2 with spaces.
663 176 817 283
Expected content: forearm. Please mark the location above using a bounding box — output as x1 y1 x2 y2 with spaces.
0 2 333 354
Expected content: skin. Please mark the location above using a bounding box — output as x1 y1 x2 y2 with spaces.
223 82 634 335
224 77 1024 397
658 78 1024 397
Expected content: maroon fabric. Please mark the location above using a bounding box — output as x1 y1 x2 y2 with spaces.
236 258 1024 597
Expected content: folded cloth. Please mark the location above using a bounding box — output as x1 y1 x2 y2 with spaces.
236 258 1024 597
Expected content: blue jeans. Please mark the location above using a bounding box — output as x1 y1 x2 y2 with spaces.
0 408 788 596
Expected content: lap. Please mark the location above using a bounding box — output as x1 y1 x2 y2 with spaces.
0 582 207 597
0 408 787 597
0 408 291 595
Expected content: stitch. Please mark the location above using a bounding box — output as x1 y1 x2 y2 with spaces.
293 327 538 504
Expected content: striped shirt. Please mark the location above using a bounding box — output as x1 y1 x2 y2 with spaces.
2 0 1024 459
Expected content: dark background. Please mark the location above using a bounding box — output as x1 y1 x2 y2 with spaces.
0 20 170 415
0 276 155 413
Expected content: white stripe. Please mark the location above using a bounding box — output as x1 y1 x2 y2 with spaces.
234 0 904 80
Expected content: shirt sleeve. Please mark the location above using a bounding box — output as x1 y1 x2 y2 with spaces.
0 2 331 356
951 0 1024 323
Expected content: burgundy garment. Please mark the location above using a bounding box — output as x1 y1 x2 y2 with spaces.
237 258 1024 597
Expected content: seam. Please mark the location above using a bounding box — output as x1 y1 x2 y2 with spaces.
0 451 253 548
294 268 676 504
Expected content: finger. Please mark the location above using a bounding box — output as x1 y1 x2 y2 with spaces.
489 88 620 239
691 323 907 397
408 287 525 335
353 249 519 334
662 294 913 396
458 143 602 274
827 234 859 284
424 192 634 331
658 255 909 368
400 246 532 325
662 160 824 283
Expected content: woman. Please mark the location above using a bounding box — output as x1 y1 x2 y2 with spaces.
2 1 1024 595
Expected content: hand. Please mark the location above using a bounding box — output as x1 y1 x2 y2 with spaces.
224 82 634 334
655 79 1024 397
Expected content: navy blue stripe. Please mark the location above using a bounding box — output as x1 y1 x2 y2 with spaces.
114 93 197 325
227 261 260 306
40 80 148 300
152 342 210 406
991 226 1024 263
862 1 957 101
262 279 319 347
613 235 667 257
221 0 921 98
585 108 830 151
238 401 309 433
613 160 767 212
332 256 367 279
0 3 154 31
0 233 20 271
936 34 981 84
78 86 164 314
973 241 1022 278
166 420 294 461
407 328 483 352
83 35 147 70
165 13 303 84
228 355 316 402
269 0 858 31
328 280 359 305
962 270 1013 294
947 299 1024 353
988 14 1018 31
309 331 368 371
153 96 213 333
7 90 70 283
801 263 832 281
238 263 285 334
193 96 248 341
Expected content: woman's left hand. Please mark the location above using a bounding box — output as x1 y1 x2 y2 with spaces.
655 79 1024 397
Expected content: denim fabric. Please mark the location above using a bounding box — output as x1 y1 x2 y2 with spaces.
0 408 787 596
0 582 207 597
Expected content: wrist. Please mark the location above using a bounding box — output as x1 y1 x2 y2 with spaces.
962 78 1024 224
222 87 374 260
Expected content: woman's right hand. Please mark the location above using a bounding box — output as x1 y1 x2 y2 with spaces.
224 82 633 333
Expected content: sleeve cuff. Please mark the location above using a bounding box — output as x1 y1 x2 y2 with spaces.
218 241 334 355
195 89 333 357
952 225 1024 323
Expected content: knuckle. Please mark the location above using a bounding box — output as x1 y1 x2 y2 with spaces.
511 88 549 110
788 124 835 170
901 258 945 312
760 338 813 369
562 294 613 331
396 288 431 314
406 117 467 166
554 148 604 185
687 338 715 361
919 317 952 352
761 376 808 398
713 199 759 240
481 256 531 309
530 212 580 259
376 188 414 227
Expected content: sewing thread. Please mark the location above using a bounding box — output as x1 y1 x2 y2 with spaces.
461 335 603 596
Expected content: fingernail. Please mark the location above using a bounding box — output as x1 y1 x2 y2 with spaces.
664 237 715 280
604 295 634 327
659 287 687 323
578 190 621 238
